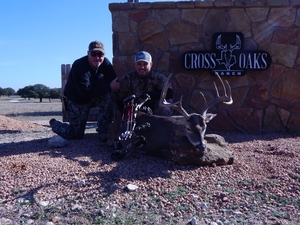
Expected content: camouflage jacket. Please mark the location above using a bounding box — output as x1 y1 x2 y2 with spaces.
117 70 172 111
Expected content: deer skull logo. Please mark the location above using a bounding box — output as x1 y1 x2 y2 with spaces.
216 34 241 71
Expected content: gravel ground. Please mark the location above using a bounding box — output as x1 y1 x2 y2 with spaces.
0 97 299 225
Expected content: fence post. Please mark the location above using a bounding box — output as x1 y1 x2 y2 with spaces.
61 64 72 122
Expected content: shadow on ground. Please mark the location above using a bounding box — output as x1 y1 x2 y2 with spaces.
2 128 299 203
4 111 62 117
0 133 187 200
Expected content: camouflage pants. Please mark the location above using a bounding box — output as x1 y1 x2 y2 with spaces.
51 92 116 139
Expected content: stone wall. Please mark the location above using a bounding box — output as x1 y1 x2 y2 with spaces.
109 0 300 134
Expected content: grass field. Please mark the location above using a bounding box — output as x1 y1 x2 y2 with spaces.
0 96 62 123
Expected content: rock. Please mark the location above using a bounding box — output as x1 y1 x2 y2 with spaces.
199 202 208 210
77 180 85 186
49 216 60 223
48 135 68 148
210 222 218 225
171 134 234 166
25 219 35 224
186 216 197 225
45 222 55 225
0 218 13 225
215 219 224 225
126 184 138 191
191 194 199 200
233 211 243 216
38 200 49 207
71 204 82 211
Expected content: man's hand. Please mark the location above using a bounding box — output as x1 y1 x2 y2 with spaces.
110 77 120 92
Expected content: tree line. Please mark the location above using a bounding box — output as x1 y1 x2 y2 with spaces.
0 87 15 96
0 84 62 102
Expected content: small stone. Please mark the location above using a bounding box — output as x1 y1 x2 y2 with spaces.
220 208 231 214
45 222 55 225
21 213 31 219
50 216 60 223
39 201 49 207
233 211 243 215
188 216 197 225
78 180 85 186
17 198 29 204
25 219 35 224
48 135 68 148
72 204 82 211
191 194 199 200
222 197 228 202
126 184 138 191
210 222 218 225
199 202 208 210
216 219 224 225
0 218 13 224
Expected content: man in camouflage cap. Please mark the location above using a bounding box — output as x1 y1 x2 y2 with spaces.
117 51 173 115
49 40 120 141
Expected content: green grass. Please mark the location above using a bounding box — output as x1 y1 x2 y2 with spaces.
289 173 300 182
165 186 189 203
269 194 294 205
271 210 290 220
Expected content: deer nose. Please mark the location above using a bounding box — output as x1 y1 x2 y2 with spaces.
195 143 206 153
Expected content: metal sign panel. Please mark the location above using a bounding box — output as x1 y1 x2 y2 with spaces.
182 32 272 76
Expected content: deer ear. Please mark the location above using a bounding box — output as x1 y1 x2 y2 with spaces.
205 113 217 123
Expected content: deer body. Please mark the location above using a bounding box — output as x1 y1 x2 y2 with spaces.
134 113 177 156
111 73 233 164
136 113 215 155
116 111 217 159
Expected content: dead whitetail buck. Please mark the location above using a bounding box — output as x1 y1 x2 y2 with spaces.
110 73 233 164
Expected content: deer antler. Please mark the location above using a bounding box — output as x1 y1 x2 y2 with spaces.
159 73 190 119
230 34 241 51
216 34 227 51
200 72 233 115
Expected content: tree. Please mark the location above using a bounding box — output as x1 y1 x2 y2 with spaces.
0 87 5 96
0 87 15 96
32 84 50 102
4 87 15 96
17 86 34 99
17 85 42 100
49 88 62 100
17 85 61 102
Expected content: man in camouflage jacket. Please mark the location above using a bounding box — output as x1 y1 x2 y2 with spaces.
117 51 173 116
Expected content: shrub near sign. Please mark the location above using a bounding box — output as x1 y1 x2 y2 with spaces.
182 32 272 76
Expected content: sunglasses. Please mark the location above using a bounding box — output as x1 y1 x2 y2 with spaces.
90 52 104 57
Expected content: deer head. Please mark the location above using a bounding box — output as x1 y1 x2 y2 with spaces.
159 72 233 151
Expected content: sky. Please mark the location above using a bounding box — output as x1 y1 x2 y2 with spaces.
0 0 176 92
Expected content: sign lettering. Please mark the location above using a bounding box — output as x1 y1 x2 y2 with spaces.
182 32 272 76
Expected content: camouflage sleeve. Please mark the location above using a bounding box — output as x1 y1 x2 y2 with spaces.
146 71 172 99
117 72 132 101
